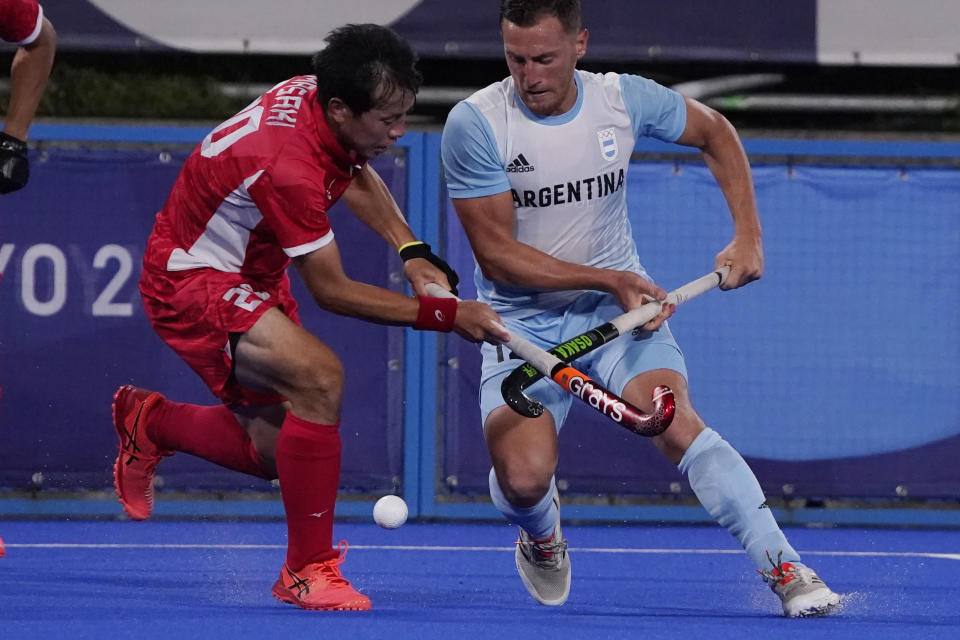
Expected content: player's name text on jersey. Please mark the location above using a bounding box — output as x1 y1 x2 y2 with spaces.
510 168 625 208
267 77 317 128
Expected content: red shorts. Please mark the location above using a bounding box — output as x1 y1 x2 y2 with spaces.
140 267 301 406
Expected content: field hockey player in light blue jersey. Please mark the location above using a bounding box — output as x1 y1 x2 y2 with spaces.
440 0 841 617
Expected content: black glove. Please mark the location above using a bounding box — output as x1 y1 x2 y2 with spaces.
0 132 29 194
399 241 460 296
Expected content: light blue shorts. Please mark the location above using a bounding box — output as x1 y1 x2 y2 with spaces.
479 291 687 430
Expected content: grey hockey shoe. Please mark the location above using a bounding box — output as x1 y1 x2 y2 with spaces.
514 490 571 606
760 550 841 617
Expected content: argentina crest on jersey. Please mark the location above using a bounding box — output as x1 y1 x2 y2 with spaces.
597 127 618 161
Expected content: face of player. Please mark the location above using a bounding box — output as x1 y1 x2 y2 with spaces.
329 85 415 159
501 14 587 117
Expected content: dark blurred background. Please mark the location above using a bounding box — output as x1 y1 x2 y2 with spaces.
2 0 958 134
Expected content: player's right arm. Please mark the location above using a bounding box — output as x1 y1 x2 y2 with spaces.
0 1 55 194
4 9 56 141
292 239 509 344
452 192 667 321
441 101 667 313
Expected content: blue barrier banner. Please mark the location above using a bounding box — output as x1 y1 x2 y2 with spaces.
439 161 960 500
0 146 408 493
2 134 958 506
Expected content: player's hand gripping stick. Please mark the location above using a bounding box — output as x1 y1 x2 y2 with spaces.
499 266 729 424
424 282 682 438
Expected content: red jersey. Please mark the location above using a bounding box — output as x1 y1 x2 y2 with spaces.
143 75 366 282
0 0 41 44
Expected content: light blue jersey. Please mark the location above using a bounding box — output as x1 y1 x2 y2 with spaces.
444 71 814 586
441 69 686 316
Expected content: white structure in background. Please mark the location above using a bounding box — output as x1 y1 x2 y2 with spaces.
86 0 423 53
818 0 960 66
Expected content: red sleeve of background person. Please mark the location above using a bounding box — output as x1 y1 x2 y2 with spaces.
0 0 41 44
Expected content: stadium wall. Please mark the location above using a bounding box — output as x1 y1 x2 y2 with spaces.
0 125 957 526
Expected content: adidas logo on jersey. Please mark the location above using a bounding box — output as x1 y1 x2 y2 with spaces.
506 153 535 173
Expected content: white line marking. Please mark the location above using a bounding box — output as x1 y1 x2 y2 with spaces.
6 543 288 549
3 543 958 560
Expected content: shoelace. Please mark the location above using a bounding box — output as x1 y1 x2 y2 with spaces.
285 541 353 596
758 549 802 586
518 532 568 567
758 549 786 582
312 540 351 587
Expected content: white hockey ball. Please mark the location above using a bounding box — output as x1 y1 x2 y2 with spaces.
373 495 408 529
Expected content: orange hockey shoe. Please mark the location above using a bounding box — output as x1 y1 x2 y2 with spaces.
272 541 371 611
112 385 172 521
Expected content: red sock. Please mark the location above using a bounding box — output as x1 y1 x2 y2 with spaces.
147 400 275 480
275 412 341 569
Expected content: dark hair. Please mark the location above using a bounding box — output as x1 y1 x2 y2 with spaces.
499 0 582 33
311 23 422 114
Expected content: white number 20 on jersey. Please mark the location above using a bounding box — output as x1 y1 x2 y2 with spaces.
200 102 264 158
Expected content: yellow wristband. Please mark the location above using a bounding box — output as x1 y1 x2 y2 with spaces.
398 240 425 255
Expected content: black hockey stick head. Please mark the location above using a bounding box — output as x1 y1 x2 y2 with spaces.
501 324 617 419
501 362 545 418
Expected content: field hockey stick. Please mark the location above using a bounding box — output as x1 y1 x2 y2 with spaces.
500 266 729 420
424 283 677 437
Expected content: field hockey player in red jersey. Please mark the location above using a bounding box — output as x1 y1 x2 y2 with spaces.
112 23 508 611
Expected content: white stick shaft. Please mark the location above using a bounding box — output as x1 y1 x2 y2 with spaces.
424 283 561 375
424 265 727 379
608 266 729 335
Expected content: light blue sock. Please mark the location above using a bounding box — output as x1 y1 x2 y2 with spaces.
488 468 558 540
678 428 800 571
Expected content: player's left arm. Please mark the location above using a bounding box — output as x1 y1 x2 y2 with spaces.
341 163 458 295
674 97 763 290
